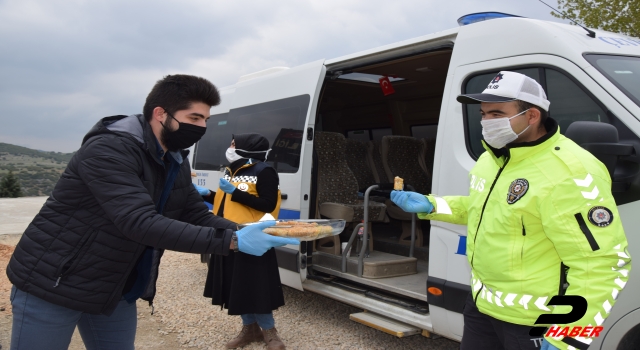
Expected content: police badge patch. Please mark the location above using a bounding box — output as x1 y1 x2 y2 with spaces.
588 206 614 227
507 178 529 204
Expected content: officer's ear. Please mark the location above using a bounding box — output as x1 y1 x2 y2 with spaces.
527 107 542 127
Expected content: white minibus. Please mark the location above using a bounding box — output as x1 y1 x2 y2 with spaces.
192 13 640 348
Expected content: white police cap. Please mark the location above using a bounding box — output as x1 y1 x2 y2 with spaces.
457 71 550 111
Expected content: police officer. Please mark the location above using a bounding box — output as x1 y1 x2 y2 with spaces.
391 71 631 350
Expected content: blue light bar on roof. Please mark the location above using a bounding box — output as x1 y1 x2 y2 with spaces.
457 12 522 26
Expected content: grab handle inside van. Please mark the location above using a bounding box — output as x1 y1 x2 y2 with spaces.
374 183 395 191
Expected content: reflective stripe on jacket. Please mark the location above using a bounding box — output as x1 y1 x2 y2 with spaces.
420 119 631 350
213 161 282 224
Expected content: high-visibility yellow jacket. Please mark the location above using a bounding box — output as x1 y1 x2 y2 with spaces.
420 123 631 350
213 161 281 224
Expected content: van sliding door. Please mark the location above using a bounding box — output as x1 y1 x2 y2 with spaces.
228 60 326 290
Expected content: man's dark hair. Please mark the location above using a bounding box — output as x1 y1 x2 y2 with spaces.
143 75 220 121
517 100 548 123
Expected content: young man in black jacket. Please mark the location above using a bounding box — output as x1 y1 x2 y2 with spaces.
6 75 297 350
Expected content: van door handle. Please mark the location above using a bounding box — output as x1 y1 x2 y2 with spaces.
281 193 288 200
307 127 314 141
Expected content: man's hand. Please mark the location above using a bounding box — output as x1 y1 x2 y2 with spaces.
390 191 434 213
236 221 298 256
193 184 211 196
219 178 236 194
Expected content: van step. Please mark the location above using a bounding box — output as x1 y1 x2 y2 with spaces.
350 311 422 338
313 251 417 279
362 253 417 278
303 279 433 331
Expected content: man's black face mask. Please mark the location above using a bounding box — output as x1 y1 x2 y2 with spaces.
160 110 206 152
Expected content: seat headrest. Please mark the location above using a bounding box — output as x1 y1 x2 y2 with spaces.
565 121 619 145
380 135 430 193
565 121 632 179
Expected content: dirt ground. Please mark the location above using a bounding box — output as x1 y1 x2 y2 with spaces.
0 245 13 313
0 237 458 350
0 243 183 350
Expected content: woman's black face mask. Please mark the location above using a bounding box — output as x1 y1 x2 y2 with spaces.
160 110 207 152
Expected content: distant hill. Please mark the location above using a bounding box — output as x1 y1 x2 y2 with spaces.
0 143 76 197
0 143 75 163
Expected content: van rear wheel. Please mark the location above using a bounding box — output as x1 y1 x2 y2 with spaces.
618 322 640 350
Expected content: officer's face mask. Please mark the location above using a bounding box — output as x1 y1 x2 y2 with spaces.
481 109 530 149
160 111 207 152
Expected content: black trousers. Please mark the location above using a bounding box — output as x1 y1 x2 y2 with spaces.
460 294 545 350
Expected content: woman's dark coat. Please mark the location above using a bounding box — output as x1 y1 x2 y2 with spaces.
203 134 284 315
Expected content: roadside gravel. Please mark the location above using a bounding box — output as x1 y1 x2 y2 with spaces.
153 251 458 349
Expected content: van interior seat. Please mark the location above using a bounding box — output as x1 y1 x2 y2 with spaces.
345 139 378 191
558 118 574 135
381 135 432 246
381 136 432 194
419 138 436 178
315 132 387 253
345 139 388 204
369 140 389 184
564 121 637 190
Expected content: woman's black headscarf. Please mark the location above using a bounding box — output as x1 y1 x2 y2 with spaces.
232 133 270 162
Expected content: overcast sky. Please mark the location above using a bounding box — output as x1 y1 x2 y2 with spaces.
0 0 565 152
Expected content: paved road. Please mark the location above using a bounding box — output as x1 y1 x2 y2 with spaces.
0 197 46 236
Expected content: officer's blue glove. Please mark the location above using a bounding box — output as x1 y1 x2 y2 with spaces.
390 190 434 213
193 184 211 196
219 178 236 194
540 339 560 350
236 221 299 256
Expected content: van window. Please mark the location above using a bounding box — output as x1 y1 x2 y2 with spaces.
345 127 393 141
230 94 310 173
585 54 640 107
347 130 371 141
193 95 310 172
546 69 608 133
464 68 607 158
411 124 438 139
194 113 235 170
371 128 393 141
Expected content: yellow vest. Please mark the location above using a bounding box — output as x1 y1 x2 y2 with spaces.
421 127 631 349
213 161 281 224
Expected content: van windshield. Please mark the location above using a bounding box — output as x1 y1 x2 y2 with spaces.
585 54 640 107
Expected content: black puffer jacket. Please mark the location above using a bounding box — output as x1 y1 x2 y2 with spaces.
6 114 236 315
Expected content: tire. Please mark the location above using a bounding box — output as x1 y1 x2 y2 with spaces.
617 322 640 350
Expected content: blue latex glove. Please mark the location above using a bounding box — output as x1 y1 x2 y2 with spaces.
390 190 434 213
540 339 560 350
193 184 210 196
219 178 236 194
236 221 299 256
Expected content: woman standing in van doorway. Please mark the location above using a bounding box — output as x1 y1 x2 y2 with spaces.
203 133 287 350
